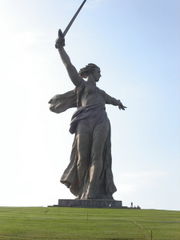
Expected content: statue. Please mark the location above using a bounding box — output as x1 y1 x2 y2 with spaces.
49 1 126 200
49 29 126 200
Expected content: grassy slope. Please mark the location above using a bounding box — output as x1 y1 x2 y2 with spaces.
0 207 180 240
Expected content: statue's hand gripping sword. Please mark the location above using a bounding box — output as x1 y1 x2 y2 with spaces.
58 0 87 41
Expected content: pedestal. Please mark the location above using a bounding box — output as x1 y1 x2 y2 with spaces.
54 199 123 208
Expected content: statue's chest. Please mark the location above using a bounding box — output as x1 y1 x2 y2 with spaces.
84 84 98 95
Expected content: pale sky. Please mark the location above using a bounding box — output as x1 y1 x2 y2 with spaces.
0 0 179 210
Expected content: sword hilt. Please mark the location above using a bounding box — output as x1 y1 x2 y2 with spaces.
55 29 65 48
58 29 64 38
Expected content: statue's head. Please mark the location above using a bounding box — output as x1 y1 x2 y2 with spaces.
79 63 101 81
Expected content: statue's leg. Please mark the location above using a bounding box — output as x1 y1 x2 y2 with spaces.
76 119 91 198
86 120 109 198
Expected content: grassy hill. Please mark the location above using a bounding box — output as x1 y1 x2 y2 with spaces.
0 207 180 240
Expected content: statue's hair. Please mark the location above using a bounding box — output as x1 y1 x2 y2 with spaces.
79 63 99 78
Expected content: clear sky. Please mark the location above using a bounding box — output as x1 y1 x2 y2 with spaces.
0 0 179 210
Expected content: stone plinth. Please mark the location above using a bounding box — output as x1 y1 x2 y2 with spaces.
54 199 123 208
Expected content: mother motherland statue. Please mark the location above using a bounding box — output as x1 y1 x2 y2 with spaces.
49 28 126 200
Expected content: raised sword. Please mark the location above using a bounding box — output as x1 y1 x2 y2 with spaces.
61 0 87 37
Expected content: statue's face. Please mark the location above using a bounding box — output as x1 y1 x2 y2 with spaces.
93 67 101 82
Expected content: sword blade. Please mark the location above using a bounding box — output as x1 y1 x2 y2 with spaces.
63 0 87 37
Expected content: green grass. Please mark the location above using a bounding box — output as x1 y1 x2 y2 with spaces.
0 207 180 240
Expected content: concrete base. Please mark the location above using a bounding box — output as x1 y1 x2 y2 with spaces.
53 199 123 208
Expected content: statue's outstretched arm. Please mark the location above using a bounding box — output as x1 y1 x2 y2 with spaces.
55 30 82 87
101 90 127 110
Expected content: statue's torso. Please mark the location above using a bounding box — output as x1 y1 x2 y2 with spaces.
80 81 105 107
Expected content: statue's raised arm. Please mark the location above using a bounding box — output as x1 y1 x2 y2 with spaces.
55 29 82 87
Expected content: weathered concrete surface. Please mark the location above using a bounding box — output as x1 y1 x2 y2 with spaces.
54 199 123 208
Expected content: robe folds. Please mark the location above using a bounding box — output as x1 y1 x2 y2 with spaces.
49 83 117 199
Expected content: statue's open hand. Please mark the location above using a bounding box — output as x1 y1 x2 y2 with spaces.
118 101 127 110
55 29 65 49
